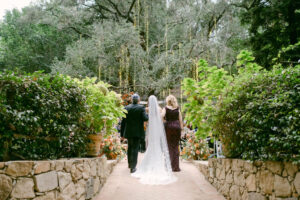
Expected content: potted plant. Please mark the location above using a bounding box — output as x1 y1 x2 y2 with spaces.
74 77 126 156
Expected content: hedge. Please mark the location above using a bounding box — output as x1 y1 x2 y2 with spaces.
0 71 125 161
214 64 300 163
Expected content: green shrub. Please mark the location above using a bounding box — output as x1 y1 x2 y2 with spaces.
215 64 300 163
74 77 125 135
182 59 232 138
0 71 90 160
182 50 300 163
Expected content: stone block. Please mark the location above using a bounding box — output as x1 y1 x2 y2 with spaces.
244 161 257 173
223 159 232 173
83 161 91 179
71 164 83 180
64 160 73 172
208 158 217 168
55 160 65 171
11 178 35 199
34 171 58 192
230 185 240 200
266 161 283 175
98 158 108 179
76 179 86 199
0 162 4 169
274 175 292 197
234 171 245 186
58 172 72 191
282 169 288 177
86 178 94 199
248 192 266 200
94 177 101 195
219 183 230 197
50 161 56 170
77 163 84 172
246 174 256 192
226 172 233 184
79 195 85 200
232 159 242 172
216 167 225 180
209 168 215 178
260 170 274 194
242 190 248 200
254 161 263 167
58 182 76 200
0 174 12 200
33 191 55 200
6 161 33 177
34 162 50 174
216 168 221 177
293 172 300 195
284 163 298 178
90 160 97 177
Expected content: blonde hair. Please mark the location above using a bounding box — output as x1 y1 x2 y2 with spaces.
166 95 178 109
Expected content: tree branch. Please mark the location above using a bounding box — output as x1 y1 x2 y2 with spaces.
127 0 137 22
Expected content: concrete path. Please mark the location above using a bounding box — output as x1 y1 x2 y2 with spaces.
95 154 225 200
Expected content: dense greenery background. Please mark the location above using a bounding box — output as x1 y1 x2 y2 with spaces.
1 0 298 96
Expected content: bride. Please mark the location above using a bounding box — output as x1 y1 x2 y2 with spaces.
131 95 177 185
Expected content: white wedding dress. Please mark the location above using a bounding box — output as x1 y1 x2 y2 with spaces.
131 95 177 185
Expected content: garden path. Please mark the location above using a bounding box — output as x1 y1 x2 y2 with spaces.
95 154 225 200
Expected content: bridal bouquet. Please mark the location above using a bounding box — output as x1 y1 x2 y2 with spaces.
180 133 210 160
100 134 126 160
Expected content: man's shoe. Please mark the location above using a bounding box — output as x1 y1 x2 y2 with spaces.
130 168 137 173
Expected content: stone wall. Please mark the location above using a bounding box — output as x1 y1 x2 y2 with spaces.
193 159 300 200
0 156 118 200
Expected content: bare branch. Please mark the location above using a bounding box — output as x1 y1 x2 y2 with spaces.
127 0 137 22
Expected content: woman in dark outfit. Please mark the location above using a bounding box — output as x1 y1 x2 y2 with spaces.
161 95 183 172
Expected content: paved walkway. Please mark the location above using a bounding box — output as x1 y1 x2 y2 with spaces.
95 154 225 200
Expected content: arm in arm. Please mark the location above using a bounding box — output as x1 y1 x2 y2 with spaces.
179 111 184 130
142 107 149 121
161 107 166 120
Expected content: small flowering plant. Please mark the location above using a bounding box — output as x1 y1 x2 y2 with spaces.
180 132 211 160
121 92 134 106
100 133 126 160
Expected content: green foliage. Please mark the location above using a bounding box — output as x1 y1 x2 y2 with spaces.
0 71 89 160
0 71 126 161
215 64 300 163
183 50 300 163
238 0 300 68
0 0 248 96
182 59 232 138
0 9 76 73
74 77 126 134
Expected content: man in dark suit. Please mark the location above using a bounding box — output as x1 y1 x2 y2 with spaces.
121 94 148 173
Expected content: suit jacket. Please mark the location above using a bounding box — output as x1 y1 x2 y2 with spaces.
121 103 148 139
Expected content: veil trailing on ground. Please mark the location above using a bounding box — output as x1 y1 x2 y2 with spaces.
132 95 177 185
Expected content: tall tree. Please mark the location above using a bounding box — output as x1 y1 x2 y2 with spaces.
0 0 248 96
235 0 300 68
0 8 76 72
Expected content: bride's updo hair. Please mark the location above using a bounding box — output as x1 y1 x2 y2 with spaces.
166 95 178 109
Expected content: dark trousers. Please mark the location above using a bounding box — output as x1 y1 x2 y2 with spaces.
127 138 140 169
139 138 146 153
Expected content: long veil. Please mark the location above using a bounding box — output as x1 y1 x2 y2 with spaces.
132 95 177 185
